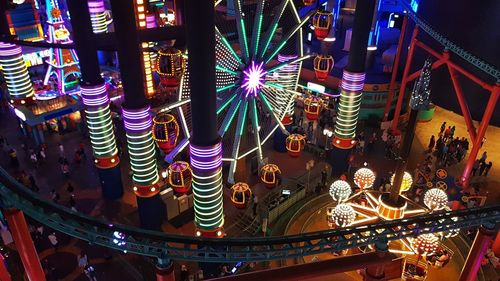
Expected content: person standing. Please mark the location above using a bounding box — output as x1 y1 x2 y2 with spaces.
321 167 328 187
48 232 59 252
28 174 39 192
484 162 493 176
479 161 487 176
58 143 65 157
472 159 481 176
84 265 97 281
252 194 259 217
428 135 435 152
180 264 189 281
77 251 89 272
8 148 19 168
439 122 446 136
480 151 488 164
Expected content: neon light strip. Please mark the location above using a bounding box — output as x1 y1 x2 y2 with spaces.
0 43 35 100
334 70 366 140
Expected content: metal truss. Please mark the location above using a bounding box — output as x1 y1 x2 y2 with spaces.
399 0 500 82
0 168 499 262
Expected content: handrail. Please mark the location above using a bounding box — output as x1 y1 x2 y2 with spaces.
0 166 499 262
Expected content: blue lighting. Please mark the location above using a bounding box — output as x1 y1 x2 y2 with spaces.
410 0 420 13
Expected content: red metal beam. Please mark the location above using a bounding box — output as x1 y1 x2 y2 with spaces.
413 40 493 92
448 64 477 143
383 15 408 122
406 59 446 82
391 26 419 132
460 84 499 187
209 252 398 281
459 226 495 281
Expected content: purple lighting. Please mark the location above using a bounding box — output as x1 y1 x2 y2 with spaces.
190 143 222 171
122 106 152 132
340 71 366 92
242 61 267 98
81 84 109 107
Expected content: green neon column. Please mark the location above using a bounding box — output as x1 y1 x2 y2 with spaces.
0 43 35 106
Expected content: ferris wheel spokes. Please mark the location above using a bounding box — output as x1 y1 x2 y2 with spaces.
267 54 314 73
257 0 290 59
218 89 243 137
249 0 265 59
233 0 250 61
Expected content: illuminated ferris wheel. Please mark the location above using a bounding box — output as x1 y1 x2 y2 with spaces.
162 0 313 182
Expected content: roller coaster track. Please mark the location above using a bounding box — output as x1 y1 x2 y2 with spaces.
0 167 499 262
399 0 500 82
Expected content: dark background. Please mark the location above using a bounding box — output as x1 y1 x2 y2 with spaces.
406 0 500 126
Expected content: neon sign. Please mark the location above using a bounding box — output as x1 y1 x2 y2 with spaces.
23 49 51 68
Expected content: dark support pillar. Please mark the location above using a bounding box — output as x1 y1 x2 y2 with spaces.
4 209 45 281
109 0 164 229
185 0 224 237
67 0 123 200
156 259 176 281
364 242 389 281
459 223 496 281
329 0 376 177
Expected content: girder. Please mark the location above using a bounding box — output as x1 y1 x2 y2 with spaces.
399 0 500 82
0 168 498 262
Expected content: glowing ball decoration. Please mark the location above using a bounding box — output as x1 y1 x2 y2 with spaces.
354 167 375 190
156 47 185 87
242 61 267 98
329 180 352 202
390 171 413 193
230 182 252 209
260 164 282 189
303 95 323 121
286 134 306 157
312 11 333 40
152 113 180 154
423 188 448 211
332 203 356 228
167 161 193 194
412 234 440 257
313 55 334 81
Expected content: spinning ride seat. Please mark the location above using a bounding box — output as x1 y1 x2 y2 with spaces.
156 47 185 87
402 258 428 281
312 11 333 40
313 55 334 81
230 182 252 209
286 134 306 157
152 113 180 153
167 161 192 194
303 95 323 121
260 164 282 189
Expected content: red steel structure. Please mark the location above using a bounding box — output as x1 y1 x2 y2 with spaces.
386 25 499 190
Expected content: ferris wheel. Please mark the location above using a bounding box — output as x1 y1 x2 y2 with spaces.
160 0 314 183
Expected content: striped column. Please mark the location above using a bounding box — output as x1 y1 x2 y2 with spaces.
81 84 122 189
276 53 299 125
0 43 34 105
190 142 224 237
332 71 365 149
122 106 160 195
88 0 109 34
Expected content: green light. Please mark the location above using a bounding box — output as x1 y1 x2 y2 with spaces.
240 19 250 58
217 93 238 115
216 83 235 93
259 92 273 111
266 40 287 64
239 102 248 136
254 14 263 55
216 65 237 75
224 100 242 133
261 23 278 58
218 31 243 64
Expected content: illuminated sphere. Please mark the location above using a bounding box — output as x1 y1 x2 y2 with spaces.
312 11 333 40
390 171 413 193
167 161 192 194
412 234 439 256
329 180 352 202
230 182 252 209
286 134 306 157
303 95 323 121
332 203 356 228
423 188 448 211
354 167 375 190
313 55 334 81
156 47 185 87
260 164 282 189
152 113 180 153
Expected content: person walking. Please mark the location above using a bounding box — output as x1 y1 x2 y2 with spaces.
321 167 328 187
439 122 446 136
58 143 65 157
48 232 59 252
479 161 487 176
